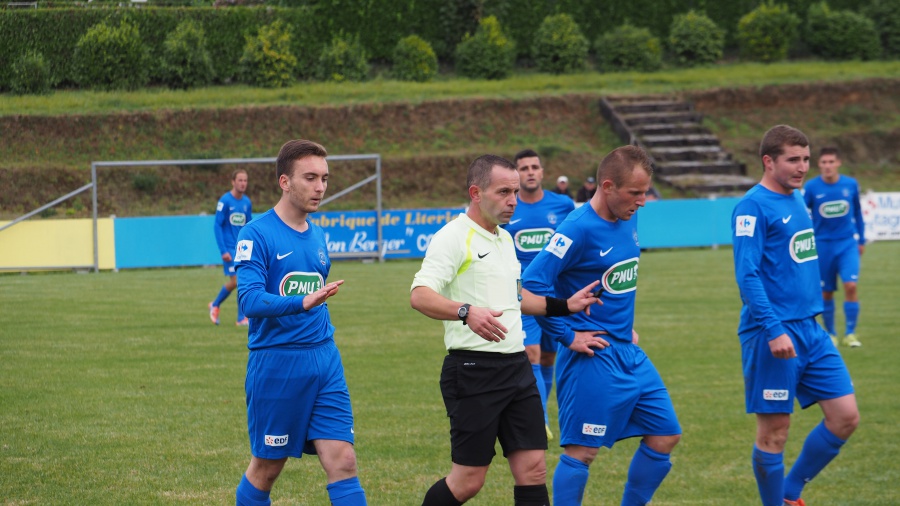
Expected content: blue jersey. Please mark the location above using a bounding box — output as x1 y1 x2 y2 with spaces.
732 185 822 342
215 191 252 255
234 209 335 350
503 191 575 271
803 175 865 245
523 203 640 346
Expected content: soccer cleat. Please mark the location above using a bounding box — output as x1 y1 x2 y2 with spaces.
829 334 838 347
842 333 861 348
545 424 554 441
208 302 220 325
236 317 249 327
783 499 805 506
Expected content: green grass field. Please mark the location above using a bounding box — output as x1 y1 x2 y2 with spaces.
1 242 898 505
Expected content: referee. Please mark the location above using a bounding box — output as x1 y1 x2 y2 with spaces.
410 154 602 506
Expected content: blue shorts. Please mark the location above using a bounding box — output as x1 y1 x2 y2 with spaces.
817 238 859 292
223 258 236 277
741 318 854 414
521 315 559 353
245 342 355 459
556 341 681 448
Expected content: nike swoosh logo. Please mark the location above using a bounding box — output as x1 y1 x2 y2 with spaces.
816 194 826 198
276 251 293 260
782 216 792 224
599 247 613 257
477 252 490 259
508 219 522 225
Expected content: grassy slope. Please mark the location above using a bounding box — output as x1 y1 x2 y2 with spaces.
1 242 897 504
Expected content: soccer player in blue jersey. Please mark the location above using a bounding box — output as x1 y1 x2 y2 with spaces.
803 147 865 348
503 149 575 440
209 169 253 326
732 126 859 506
522 145 681 506
233 140 367 506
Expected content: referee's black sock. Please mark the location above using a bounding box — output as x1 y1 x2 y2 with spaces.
422 477 463 506
514 484 549 506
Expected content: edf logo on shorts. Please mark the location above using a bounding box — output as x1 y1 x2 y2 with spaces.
265 434 289 446
582 423 607 436
763 389 790 401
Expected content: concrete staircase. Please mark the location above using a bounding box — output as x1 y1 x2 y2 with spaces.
599 95 756 195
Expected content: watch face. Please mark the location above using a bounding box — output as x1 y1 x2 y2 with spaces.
458 306 468 318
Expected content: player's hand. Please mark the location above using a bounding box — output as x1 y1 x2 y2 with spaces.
858 244 865 256
221 252 233 262
567 280 602 316
768 334 797 359
302 280 345 311
632 328 639 344
568 330 609 356
466 306 507 343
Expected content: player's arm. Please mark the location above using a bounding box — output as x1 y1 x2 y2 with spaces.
732 203 792 354
410 285 506 342
852 182 865 253
213 200 229 258
519 281 600 316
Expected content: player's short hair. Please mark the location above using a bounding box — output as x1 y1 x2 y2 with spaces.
514 149 541 165
759 125 809 165
819 146 841 159
231 168 248 180
596 145 653 187
276 139 328 179
467 154 516 191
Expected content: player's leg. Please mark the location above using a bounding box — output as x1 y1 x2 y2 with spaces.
553 445 597 506
620 350 681 506
498 365 549 506
507 449 549 505
308 343 367 505
315 440 366 506
784 325 857 501
741 327 798 506
754 413 791 506
238 456 287 506
539 328 557 406
523 317 550 435
818 248 838 338
838 241 862 344
210 263 236 324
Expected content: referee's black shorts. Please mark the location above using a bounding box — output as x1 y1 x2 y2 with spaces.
440 349 547 467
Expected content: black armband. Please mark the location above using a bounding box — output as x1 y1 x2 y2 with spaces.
545 297 571 317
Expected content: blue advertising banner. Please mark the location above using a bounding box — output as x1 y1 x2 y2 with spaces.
309 208 466 259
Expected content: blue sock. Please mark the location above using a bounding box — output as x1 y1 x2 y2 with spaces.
844 301 860 335
532 363 549 425
327 476 367 505
784 421 845 501
621 442 672 506
553 454 590 506
752 446 784 506
236 474 271 506
213 285 231 307
540 365 554 400
822 299 836 335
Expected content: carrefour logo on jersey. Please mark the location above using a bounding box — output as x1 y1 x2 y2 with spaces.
789 229 818 263
818 200 849 218
229 213 247 226
514 228 554 252
602 258 639 294
279 272 324 296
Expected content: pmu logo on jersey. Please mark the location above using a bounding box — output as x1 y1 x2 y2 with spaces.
818 200 849 218
763 389 789 401
602 257 639 294
582 423 607 436
545 233 573 259
265 434 289 447
279 272 324 296
229 212 247 226
789 229 818 263
514 228 554 252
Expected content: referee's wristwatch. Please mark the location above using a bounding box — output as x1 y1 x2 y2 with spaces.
457 303 472 325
